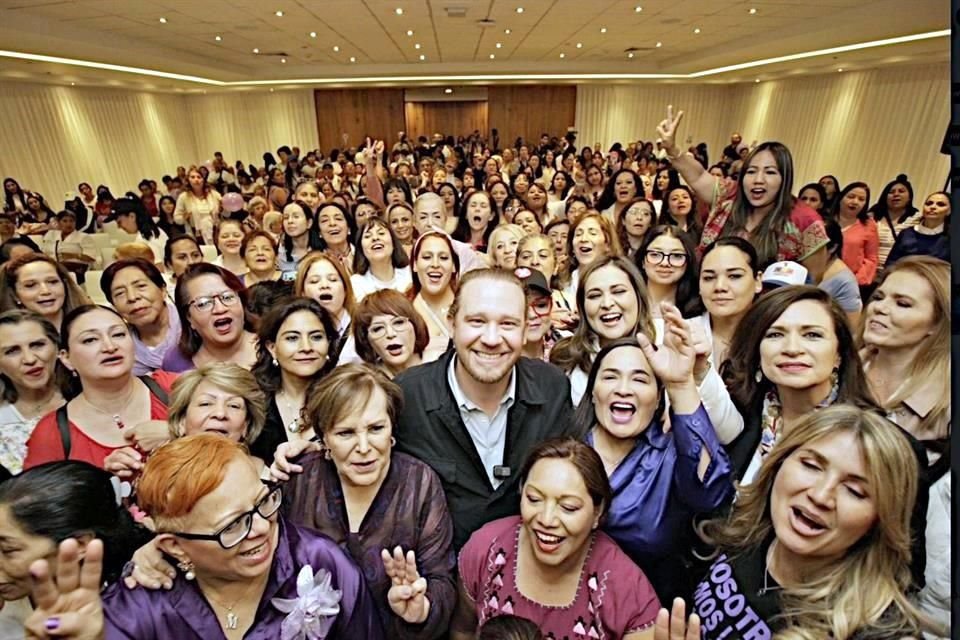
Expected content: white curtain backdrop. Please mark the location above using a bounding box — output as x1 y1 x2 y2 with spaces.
0 83 318 204
577 62 950 200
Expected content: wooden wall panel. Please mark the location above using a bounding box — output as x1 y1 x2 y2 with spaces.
487 86 577 148
404 101 489 141
313 89 405 152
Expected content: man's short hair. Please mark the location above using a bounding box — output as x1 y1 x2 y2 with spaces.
448 268 524 320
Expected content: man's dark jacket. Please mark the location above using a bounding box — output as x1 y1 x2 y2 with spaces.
395 351 576 549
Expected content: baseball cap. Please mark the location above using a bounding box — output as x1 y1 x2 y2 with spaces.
761 261 808 288
514 267 550 296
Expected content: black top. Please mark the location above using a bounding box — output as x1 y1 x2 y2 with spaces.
693 540 919 640
248 396 286 465
394 351 576 549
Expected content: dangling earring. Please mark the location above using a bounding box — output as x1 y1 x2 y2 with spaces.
272 357 278 367
177 560 195 581
755 368 763 383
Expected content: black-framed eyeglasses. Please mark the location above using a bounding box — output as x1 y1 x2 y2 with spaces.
189 290 240 313
171 484 282 549
645 250 688 268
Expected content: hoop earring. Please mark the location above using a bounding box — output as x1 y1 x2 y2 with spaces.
390 436 396 447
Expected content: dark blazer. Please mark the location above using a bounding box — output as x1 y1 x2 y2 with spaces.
395 350 576 549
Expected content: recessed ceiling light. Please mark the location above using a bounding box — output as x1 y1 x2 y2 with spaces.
269 88 274 92
414 43 421 49
628 52 634 58
215 35 222 42
504 29 512 34
496 42 502 48
444 88 453 94
395 7 403 15
489 53 495 59
576 42 582 48
159 17 167 23
635 6 642 12
656 41 662 47
693 28 701 34
406 30 414 36
749 8 757 14
275 10 283 17
559 53 565 58
600 27 607 33
837 67 844 72
333 45 340 52
310 32 317 38
281 58 286 63
516 7 524 13
70 82 75 85
253 48 260 54
755 78 760 82
419 54 426 60
350 56 356 62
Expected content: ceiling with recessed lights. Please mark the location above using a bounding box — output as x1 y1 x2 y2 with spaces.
0 0 947 91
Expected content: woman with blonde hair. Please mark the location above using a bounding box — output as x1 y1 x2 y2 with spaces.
487 223 525 270
663 404 925 640
103 362 268 480
858 255 951 636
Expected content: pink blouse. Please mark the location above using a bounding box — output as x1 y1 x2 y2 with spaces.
459 516 660 639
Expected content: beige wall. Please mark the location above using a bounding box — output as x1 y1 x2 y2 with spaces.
576 63 950 200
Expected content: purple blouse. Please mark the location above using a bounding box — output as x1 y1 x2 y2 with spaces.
586 406 734 581
102 518 384 639
283 451 455 639
159 346 195 373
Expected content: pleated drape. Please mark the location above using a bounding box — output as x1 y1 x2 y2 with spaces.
0 83 318 203
576 62 949 198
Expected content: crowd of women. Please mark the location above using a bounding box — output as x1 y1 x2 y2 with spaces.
0 104 950 640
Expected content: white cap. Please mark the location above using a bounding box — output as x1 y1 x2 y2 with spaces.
762 261 808 288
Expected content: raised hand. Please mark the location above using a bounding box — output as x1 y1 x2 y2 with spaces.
24 539 106 640
381 547 430 624
654 598 701 640
656 105 685 157
637 303 696 385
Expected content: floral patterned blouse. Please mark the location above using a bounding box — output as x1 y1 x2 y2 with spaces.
459 516 660 639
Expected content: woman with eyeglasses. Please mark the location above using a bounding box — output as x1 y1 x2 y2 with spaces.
27 434 384 639
24 305 175 469
514 267 556 362
352 290 429 378
162 264 258 373
516 233 578 335
637 226 700 335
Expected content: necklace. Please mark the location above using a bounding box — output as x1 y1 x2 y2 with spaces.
204 581 260 631
277 389 304 433
76 382 139 420
16 390 61 417
758 541 785 597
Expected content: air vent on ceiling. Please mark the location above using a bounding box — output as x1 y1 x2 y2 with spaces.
476 18 496 27
445 6 468 18
259 52 289 57
625 45 656 53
